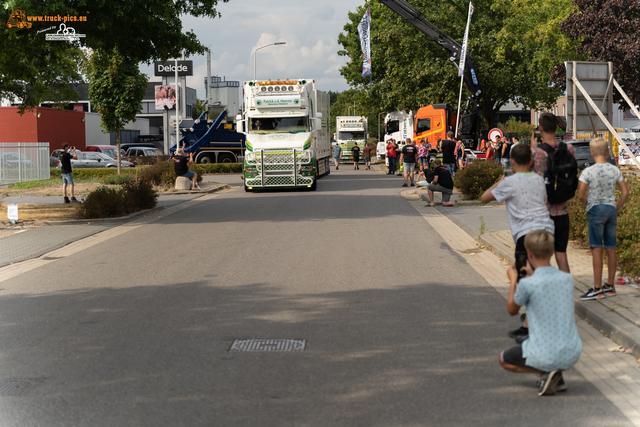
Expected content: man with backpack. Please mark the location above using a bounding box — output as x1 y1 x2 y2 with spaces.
531 112 577 274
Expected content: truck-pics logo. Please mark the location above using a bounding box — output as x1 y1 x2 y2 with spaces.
6 8 32 28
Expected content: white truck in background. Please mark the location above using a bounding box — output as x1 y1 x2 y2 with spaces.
383 110 414 168
335 116 368 163
236 79 331 191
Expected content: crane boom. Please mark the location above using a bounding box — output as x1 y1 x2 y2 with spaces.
378 0 481 140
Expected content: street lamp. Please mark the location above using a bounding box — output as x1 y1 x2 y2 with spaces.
253 42 286 82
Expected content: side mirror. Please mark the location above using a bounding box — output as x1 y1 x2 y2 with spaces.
314 118 322 130
237 120 245 133
317 112 323 119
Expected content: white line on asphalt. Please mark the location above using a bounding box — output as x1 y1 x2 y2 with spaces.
408 200 640 426
0 192 224 285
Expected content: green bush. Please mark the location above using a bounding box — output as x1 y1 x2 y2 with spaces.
453 160 503 200
100 174 135 185
568 175 640 276
76 177 158 219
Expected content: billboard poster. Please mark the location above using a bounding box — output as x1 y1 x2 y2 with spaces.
155 85 177 110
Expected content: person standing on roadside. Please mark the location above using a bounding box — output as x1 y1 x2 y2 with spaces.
417 139 429 172
386 139 397 175
363 143 373 170
440 131 457 175
494 135 503 165
59 143 79 203
578 137 629 301
531 112 576 273
332 143 342 170
400 138 418 187
502 137 514 168
351 142 361 170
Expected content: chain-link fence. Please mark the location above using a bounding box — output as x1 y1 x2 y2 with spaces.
0 143 50 185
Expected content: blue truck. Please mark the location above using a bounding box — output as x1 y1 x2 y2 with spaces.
170 111 246 164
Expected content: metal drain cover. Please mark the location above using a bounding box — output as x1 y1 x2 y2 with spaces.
230 339 306 352
0 378 45 396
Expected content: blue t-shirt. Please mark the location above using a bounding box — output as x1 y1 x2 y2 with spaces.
514 266 582 372
332 145 342 158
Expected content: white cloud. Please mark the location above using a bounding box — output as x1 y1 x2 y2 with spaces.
141 0 364 99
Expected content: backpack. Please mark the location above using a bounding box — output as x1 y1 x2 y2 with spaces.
538 142 578 205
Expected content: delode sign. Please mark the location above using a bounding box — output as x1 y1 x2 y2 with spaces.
255 96 300 108
154 61 193 77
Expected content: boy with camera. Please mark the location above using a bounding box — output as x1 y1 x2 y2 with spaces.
499 230 582 396
59 143 79 203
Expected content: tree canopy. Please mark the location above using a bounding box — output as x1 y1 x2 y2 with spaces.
338 0 579 128
551 0 640 106
1 0 228 109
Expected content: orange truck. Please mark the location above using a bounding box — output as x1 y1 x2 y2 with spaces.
413 104 459 147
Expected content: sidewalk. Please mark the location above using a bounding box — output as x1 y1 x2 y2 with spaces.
413 187 640 357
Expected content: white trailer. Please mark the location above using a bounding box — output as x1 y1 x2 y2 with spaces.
237 79 330 191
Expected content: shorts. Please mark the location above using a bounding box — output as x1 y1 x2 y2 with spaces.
333 156 340 161
587 204 617 248
501 344 529 368
180 170 196 179
551 214 569 252
419 156 428 165
403 162 416 172
62 173 74 185
443 163 455 175
426 183 453 202
364 157 371 163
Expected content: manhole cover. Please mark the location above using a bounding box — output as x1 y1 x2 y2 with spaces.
229 339 306 352
0 378 45 396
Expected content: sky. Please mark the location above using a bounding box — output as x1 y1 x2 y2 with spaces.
140 0 367 101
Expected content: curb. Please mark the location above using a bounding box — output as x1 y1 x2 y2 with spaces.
479 232 640 358
3 184 230 226
417 191 503 206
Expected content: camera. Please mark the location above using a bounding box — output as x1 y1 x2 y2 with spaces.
503 169 513 177
515 252 528 282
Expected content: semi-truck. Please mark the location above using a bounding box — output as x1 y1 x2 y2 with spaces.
236 78 331 191
335 116 368 163
383 110 413 146
170 111 246 163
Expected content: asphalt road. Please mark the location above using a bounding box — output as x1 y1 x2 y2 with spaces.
0 167 633 426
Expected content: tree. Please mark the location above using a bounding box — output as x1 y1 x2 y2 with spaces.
84 49 148 175
193 99 207 119
551 0 640 106
338 0 579 128
1 0 229 109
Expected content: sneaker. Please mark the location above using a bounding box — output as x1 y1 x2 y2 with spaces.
410 183 415 187
64 197 70 204
515 334 529 344
70 197 79 203
580 287 606 300
538 370 562 396
336 166 339 170
602 283 617 297
508 326 528 339
195 183 201 190
537 371 566 393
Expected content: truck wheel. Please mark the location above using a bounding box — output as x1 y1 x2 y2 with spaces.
199 155 214 164
244 182 253 192
219 154 235 163
309 177 317 191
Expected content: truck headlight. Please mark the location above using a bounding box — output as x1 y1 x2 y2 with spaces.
245 167 257 173
300 165 313 172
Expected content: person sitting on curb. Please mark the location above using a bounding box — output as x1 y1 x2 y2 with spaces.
173 148 199 190
499 230 582 396
423 159 454 206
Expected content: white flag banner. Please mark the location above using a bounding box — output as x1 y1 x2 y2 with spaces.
357 8 371 77
458 2 474 77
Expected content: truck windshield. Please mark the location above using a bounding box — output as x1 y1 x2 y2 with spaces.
386 120 400 134
249 117 309 134
338 131 365 140
416 118 431 134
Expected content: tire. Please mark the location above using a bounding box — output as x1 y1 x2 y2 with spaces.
244 182 253 192
309 177 317 191
219 153 235 163
199 155 213 164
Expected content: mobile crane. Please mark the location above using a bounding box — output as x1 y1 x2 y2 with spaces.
379 0 482 147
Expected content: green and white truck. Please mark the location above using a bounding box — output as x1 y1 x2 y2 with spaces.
237 79 331 191
335 116 368 163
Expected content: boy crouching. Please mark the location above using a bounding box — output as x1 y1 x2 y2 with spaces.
499 230 582 396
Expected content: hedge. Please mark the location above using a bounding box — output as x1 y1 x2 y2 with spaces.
49 162 241 179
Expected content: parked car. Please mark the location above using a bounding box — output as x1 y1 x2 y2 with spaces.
50 149 81 167
121 142 159 152
85 145 126 159
55 151 133 168
125 147 164 157
1 152 35 169
565 139 616 170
